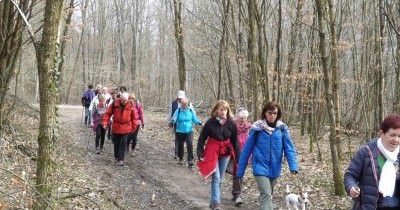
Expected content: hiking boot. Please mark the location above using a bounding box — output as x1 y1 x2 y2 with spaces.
209 203 221 210
117 161 124 166
130 151 136 157
234 196 243 206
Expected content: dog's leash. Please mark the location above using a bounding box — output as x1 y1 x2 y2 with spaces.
293 173 304 193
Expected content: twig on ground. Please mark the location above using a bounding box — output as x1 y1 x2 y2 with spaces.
106 197 126 210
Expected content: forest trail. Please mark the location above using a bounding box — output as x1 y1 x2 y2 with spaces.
58 105 264 210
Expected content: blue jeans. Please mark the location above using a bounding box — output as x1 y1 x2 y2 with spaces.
85 107 91 124
210 156 230 205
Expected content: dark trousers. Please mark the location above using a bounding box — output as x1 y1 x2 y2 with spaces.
232 176 243 198
95 124 106 148
127 127 140 151
176 132 194 162
107 123 112 140
112 133 128 161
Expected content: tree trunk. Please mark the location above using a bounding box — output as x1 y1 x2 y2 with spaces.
114 0 127 85
173 0 186 91
273 0 282 103
375 0 384 126
248 0 258 121
217 0 230 99
33 0 64 208
0 0 30 131
315 0 345 196
327 0 343 160
58 0 75 103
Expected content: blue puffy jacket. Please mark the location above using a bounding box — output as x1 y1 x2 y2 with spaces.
236 120 298 179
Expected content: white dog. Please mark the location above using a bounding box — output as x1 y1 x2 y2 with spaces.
286 185 310 210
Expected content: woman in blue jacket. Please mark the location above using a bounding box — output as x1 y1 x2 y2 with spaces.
236 101 298 210
169 98 202 167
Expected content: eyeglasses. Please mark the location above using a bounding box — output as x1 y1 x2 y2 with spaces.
266 111 278 115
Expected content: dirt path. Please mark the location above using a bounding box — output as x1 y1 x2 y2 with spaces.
58 105 262 210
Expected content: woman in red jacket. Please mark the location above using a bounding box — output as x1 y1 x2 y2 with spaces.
102 92 137 166
197 100 239 210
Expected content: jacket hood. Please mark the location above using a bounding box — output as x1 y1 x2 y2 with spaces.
251 119 285 132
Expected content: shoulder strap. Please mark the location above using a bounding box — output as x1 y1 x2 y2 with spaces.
111 101 116 113
364 145 378 185
254 130 260 144
177 108 181 119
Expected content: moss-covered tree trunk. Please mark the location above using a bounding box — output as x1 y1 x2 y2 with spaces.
315 0 345 196
34 0 64 209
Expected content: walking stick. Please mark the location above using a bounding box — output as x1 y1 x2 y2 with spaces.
86 128 94 150
81 107 84 125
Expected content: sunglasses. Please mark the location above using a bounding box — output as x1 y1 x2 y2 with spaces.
266 111 278 115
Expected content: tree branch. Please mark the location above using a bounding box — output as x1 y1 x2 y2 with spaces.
9 0 38 44
379 4 400 38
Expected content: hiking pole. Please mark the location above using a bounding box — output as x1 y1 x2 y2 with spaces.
81 107 84 125
87 129 94 150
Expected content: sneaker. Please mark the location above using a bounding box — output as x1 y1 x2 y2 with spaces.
234 196 243 206
188 161 194 167
100 147 104 153
209 203 220 210
178 159 184 165
96 148 100 154
117 161 124 166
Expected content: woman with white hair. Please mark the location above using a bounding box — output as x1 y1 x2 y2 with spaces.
231 107 252 206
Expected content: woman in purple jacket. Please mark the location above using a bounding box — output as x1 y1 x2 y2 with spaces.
344 114 400 210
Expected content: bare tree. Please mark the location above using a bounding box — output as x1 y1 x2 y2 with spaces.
248 0 258 120
173 0 186 90
0 0 32 133
315 0 345 196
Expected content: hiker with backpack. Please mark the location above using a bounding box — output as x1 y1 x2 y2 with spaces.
196 100 240 210
127 93 144 157
81 84 95 125
169 97 202 167
91 93 108 154
102 92 138 166
168 90 196 159
236 101 298 210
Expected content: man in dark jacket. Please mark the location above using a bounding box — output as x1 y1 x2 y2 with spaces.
82 84 95 125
